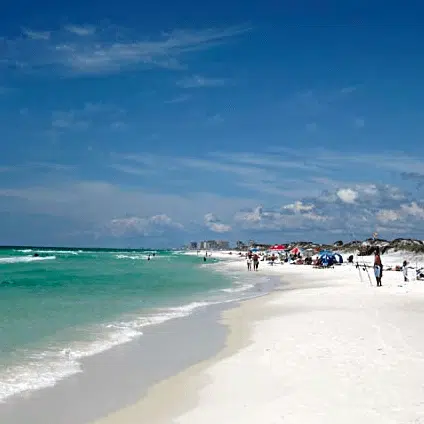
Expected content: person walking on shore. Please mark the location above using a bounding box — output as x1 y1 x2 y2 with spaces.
253 254 259 271
247 256 252 271
374 247 383 287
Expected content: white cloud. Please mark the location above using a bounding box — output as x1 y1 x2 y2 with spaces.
376 209 400 223
51 102 125 131
207 114 224 124
234 204 328 231
340 85 358 94
283 201 314 212
177 75 227 88
204 213 231 233
107 214 183 237
22 28 50 40
64 25 96 36
164 94 191 104
336 188 358 204
3 24 250 76
401 202 424 219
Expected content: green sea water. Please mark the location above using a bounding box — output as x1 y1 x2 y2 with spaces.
0 247 254 401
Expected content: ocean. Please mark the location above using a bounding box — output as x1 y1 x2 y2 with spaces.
0 247 261 402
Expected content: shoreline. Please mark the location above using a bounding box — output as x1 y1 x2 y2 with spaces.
0 253 282 424
91 280 287 424
94 258 424 424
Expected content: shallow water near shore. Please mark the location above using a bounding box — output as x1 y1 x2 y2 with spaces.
0 262 281 424
0 248 265 402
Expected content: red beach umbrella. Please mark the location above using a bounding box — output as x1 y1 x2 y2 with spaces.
271 244 286 250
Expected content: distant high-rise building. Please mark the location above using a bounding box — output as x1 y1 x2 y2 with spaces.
189 241 198 250
198 240 229 250
216 240 230 250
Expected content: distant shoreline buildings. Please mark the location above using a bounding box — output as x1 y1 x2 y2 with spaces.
186 240 259 251
187 240 230 250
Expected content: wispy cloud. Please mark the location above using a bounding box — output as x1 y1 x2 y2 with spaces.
110 164 154 176
340 85 359 94
207 113 224 124
164 94 191 104
21 28 50 40
110 150 338 200
50 102 125 131
64 24 96 36
106 214 183 237
284 85 361 117
177 75 227 88
2 24 250 76
0 162 73 173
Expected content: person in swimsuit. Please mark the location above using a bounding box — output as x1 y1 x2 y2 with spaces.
374 247 383 287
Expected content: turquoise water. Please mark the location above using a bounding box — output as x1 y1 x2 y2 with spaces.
0 247 254 401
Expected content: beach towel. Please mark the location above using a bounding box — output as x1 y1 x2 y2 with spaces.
374 265 381 278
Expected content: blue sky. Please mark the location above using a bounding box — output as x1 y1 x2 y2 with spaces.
1 2 424 247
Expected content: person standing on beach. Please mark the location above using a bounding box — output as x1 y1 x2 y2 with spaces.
253 254 259 271
247 257 252 271
403 260 409 282
374 248 383 287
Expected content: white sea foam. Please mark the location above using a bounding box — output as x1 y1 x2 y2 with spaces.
36 250 79 255
220 283 255 294
0 255 56 264
0 255 266 402
0 300 214 402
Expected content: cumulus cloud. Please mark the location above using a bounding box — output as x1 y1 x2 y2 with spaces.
204 213 231 233
400 202 424 219
376 209 400 223
231 183 424 240
336 188 358 204
234 204 328 232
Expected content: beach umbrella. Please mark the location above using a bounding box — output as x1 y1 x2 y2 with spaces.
270 244 285 250
319 253 335 266
334 253 343 263
290 247 300 255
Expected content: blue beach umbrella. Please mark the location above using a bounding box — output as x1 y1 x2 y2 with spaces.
319 252 335 266
333 253 343 263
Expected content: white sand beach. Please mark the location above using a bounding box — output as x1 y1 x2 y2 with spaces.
94 250 424 424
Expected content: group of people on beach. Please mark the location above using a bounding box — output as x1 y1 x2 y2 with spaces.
242 246 411 287
246 251 260 271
